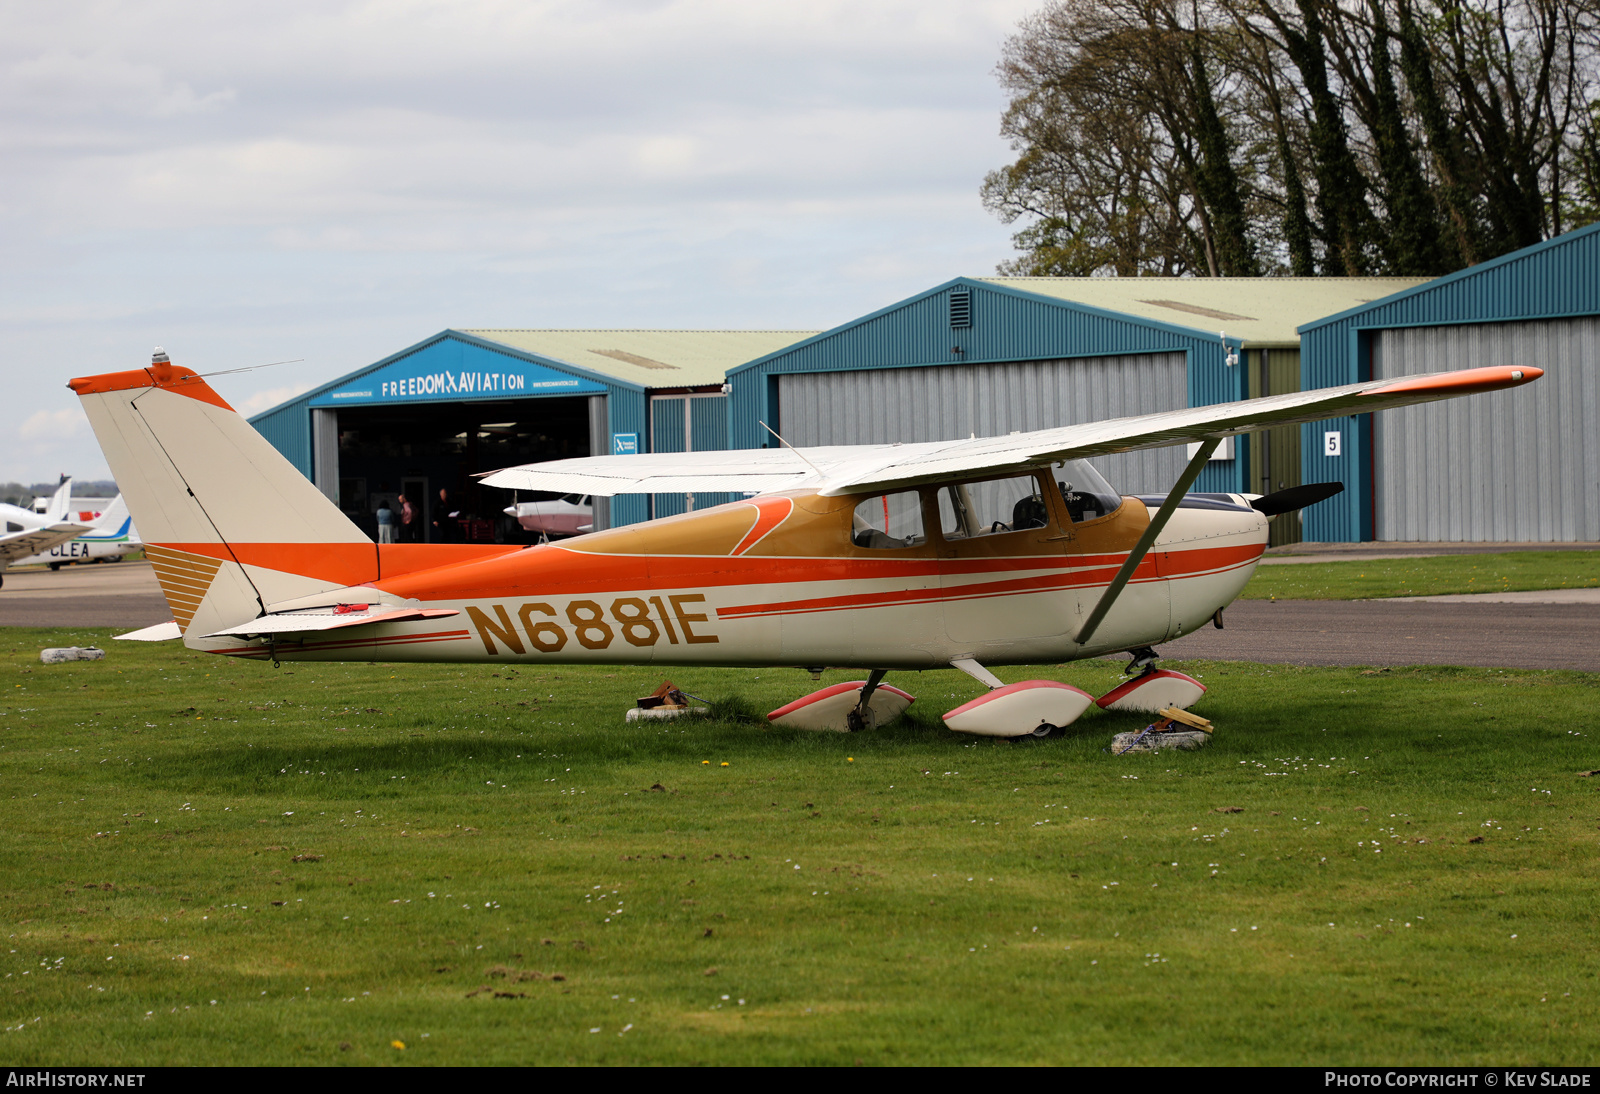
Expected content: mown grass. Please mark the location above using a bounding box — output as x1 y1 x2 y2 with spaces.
1242 550 1600 601
2 627 1598 1065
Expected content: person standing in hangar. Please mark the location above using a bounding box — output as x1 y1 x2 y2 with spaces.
433 487 461 543
374 497 395 543
398 493 417 542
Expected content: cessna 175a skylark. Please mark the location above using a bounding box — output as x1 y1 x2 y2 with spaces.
70 351 1541 738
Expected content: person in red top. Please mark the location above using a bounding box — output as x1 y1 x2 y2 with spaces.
398 494 417 543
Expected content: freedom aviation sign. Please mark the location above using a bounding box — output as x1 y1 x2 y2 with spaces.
308 338 608 408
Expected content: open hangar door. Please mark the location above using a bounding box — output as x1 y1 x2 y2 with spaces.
1372 317 1600 542
774 353 1190 496
1246 348 1304 547
313 394 607 543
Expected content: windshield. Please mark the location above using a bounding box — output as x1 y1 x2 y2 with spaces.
1054 460 1123 523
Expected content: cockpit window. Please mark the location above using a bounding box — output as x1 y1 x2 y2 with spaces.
936 475 1052 540
851 491 926 549
1055 460 1123 523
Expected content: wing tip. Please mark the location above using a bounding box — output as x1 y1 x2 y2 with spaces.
1365 365 1543 398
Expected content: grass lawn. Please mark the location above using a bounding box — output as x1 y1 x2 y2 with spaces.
1242 550 1600 601
2 627 1598 1065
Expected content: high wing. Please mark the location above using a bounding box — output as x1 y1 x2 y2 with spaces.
0 522 90 565
479 443 907 497
481 366 1539 498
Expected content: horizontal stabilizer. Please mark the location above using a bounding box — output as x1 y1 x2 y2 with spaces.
114 621 182 642
202 606 460 639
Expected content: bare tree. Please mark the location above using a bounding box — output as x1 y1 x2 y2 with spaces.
987 0 1600 277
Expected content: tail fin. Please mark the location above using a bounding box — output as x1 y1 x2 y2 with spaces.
69 352 374 638
84 495 137 542
42 477 72 522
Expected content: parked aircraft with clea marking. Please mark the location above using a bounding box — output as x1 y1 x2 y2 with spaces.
71 349 1541 738
0 478 91 588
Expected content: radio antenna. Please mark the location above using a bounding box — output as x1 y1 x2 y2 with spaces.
758 420 824 477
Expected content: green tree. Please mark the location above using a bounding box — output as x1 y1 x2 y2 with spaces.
987 0 1600 278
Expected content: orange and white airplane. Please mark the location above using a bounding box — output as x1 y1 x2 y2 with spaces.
70 350 1541 739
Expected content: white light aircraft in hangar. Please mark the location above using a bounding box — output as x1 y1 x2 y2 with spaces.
70 351 1541 739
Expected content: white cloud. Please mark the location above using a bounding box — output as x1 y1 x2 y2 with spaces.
237 382 316 416
20 407 90 443
0 0 1042 482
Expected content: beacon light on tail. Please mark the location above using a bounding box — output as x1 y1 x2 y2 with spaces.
68 352 1542 739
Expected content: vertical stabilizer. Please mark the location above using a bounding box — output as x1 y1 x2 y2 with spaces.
87 494 135 540
42 478 72 522
69 352 375 639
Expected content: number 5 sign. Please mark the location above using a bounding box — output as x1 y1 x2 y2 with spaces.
1324 431 1342 457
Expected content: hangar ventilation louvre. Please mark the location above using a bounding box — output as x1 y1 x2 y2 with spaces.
1140 299 1257 322
949 289 972 329
589 348 679 370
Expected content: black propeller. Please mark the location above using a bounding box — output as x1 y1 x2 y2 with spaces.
1251 481 1345 517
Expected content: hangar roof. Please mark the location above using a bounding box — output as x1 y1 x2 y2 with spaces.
983 277 1429 347
463 329 818 388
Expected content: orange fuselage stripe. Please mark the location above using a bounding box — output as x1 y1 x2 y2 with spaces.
159 539 1261 604
716 543 1261 620
156 542 524 587
731 496 795 556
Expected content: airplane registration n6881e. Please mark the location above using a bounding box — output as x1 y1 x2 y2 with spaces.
69 351 1540 739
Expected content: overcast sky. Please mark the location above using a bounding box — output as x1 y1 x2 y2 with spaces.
2 0 1041 485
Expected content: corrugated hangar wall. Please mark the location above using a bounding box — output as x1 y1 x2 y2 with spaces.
776 353 1189 495
729 279 1248 496
1300 221 1600 543
1373 317 1600 542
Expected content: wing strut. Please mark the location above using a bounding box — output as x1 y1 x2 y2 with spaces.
1074 438 1219 647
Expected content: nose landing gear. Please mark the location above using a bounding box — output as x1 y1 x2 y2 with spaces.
1097 646 1207 714
1124 646 1160 676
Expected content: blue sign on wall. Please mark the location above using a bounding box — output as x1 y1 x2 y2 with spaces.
612 433 639 455
308 337 606 408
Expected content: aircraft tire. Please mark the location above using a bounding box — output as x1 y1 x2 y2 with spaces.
48 563 62 572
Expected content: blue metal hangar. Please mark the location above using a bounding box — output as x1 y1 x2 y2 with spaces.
725 276 1423 546
249 328 814 541
1299 221 1600 544
251 224 1597 547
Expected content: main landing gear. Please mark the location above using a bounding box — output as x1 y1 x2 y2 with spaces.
765 650 1207 739
766 669 916 733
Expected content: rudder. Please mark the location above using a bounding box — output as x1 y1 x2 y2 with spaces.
70 351 375 639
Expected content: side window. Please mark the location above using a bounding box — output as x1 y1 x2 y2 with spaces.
936 476 1051 540
851 491 926 549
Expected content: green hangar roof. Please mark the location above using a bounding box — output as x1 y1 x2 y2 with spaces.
247 328 818 499
983 277 1428 348
463 329 819 388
